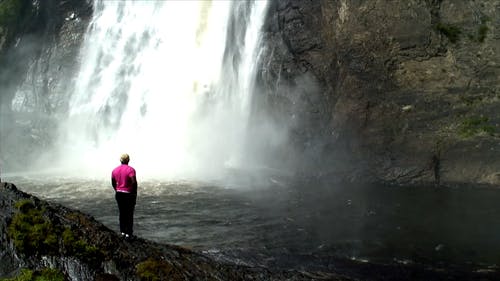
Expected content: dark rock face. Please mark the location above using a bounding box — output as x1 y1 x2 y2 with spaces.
259 0 500 187
0 0 92 170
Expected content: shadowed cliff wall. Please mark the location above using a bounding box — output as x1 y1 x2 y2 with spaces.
0 0 92 170
259 0 500 187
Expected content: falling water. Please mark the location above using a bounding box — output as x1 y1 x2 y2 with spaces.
53 0 270 180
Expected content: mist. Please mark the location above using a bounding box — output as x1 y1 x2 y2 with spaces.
0 0 299 184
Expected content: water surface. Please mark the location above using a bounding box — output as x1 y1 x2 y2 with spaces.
5 174 500 272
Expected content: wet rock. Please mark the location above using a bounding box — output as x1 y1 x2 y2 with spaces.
0 0 93 170
260 0 500 188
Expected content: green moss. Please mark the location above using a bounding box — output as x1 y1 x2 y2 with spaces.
62 228 75 247
436 23 461 43
477 24 488 43
459 116 495 138
34 268 65 281
0 0 23 26
0 268 65 281
136 258 180 281
14 199 35 212
459 95 484 107
0 268 33 281
61 227 103 266
8 200 58 255
8 199 103 265
468 17 490 43
64 212 94 228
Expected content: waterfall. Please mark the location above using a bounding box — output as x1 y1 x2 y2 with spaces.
53 0 270 180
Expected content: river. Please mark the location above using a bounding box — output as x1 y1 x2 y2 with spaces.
4 173 500 274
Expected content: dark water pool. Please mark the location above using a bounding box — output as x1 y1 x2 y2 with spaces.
5 174 500 273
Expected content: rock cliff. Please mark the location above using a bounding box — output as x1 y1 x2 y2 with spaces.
0 0 92 169
259 0 500 187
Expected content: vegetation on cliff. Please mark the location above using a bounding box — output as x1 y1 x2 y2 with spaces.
1 268 65 281
436 22 461 43
0 0 34 41
7 199 104 266
135 258 184 281
459 116 495 138
436 17 490 45
8 200 59 255
0 0 25 26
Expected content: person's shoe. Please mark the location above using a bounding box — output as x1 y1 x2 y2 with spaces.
124 233 135 241
121 232 126 237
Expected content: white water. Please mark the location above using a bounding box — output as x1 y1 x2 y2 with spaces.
52 0 272 180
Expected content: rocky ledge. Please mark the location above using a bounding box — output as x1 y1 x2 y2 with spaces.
1 182 499 281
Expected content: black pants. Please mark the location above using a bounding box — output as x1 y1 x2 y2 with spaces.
115 192 137 235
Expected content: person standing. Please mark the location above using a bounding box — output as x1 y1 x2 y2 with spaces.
111 153 137 239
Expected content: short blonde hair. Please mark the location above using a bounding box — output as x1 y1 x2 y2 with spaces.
120 154 130 164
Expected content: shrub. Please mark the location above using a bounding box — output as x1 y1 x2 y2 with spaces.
136 258 180 281
8 200 58 255
459 116 495 138
0 268 33 281
62 227 103 266
0 268 65 281
34 268 65 281
477 16 490 43
477 24 488 43
0 0 24 26
436 23 461 43
7 199 103 265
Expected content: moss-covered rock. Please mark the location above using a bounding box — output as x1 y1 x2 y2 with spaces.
7 197 104 267
7 200 58 256
459 116 496 138
61 227 104 266
136 258 183 281
436 22 461 43
0 268 65 281
0 0 25 26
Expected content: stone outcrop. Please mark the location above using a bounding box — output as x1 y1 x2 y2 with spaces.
0 0 92 169
259 0 500 187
